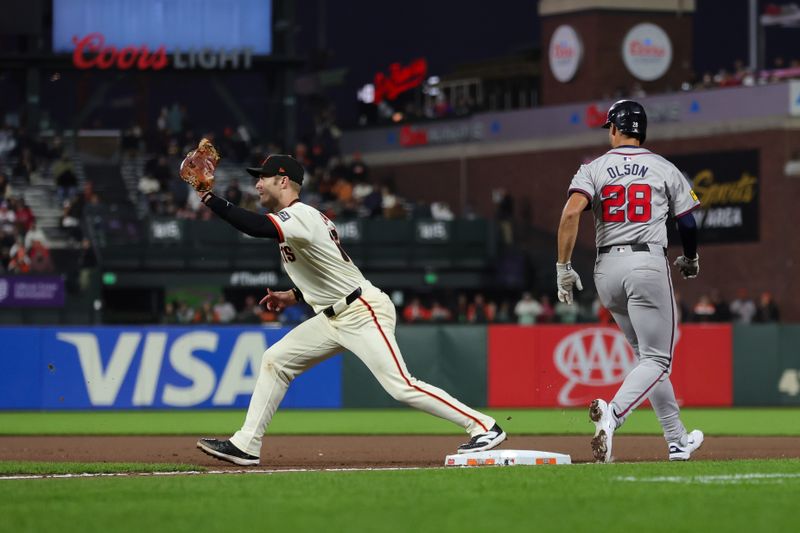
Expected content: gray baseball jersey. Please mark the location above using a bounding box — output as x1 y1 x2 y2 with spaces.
568 146 700 247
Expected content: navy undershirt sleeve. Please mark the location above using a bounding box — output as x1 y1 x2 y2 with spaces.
676 212 698 259
203 194 279 239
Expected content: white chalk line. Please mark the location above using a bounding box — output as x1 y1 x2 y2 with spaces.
615 473 800 485
0 466 435 481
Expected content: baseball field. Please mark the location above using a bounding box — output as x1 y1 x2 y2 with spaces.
1 408 799 532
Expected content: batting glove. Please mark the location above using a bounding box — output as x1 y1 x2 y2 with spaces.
556 262 583 305
673 254 700 279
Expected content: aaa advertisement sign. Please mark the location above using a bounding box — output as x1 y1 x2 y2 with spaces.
488 324 732 407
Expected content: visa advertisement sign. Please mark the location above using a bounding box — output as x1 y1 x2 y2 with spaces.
0 327 341 409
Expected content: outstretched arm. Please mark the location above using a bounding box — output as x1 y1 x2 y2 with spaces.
201 192 279 239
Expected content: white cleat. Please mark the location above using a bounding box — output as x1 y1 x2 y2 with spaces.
589 399 615 463
668 429 704 461
457 424 507 454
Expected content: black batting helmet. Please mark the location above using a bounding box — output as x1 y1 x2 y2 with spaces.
602 100 647 144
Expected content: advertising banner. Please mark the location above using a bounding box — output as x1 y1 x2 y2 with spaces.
488 324 732 408
0 326 341 409
671 150 760 243
0 276 65 307
733 324 800 406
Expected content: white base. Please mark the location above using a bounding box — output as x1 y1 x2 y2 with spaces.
445 449 572 467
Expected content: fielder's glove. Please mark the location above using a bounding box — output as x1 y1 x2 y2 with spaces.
673 254 700 279
179 138 220 193
556 262 583 305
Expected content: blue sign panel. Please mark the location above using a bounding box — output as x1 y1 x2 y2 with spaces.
53 0 272 54
0 326 341 409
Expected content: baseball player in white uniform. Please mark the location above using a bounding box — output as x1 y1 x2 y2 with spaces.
196 155 505 465
556 100 704 462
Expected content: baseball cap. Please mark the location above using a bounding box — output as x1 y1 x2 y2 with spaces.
246 155 305 185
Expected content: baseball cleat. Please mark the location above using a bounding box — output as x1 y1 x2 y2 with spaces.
589 399 615 463
668 429 704 461
197 438 259 466
457 424 507 454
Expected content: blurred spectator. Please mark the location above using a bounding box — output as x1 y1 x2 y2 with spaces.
493 188 514 246
403 297 431 323
0 174 9 200
28 239 54 273
0 202 17 234
729 288 757 324
13 198 35 233
495 301 513 323
236 295 263 324
23 221 48 249
381 183 405 219
537 295 555 323
194 300 219 323
225 179 243 207
213 294 237 324
430 300 453 322
467 293 495 323
754 292 780 323
456 293 469 323
555 300 579 324
161 301 179 325
53 154 78 205
176 301 195 324
692 295 716 322
7 237 30 273
514 292 543 325
710 289 731 322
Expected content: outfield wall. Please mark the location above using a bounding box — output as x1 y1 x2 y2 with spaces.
0 324 796 409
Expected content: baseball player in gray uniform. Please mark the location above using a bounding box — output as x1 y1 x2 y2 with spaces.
556 100 704 462
195 155 505 465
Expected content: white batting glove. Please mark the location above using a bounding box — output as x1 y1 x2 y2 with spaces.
556 262 583 304
673 254 700 279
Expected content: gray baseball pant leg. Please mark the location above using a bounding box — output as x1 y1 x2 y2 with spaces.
611 312 688 444
596 254 687 443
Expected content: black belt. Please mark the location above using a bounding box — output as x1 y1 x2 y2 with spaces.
323 287 363 317
598 244 667 256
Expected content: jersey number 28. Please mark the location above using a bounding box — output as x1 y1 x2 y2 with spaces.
601 184 652 223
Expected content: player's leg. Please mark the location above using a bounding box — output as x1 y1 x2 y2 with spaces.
609 255 676 426
227 313 342 457
336 289 497 440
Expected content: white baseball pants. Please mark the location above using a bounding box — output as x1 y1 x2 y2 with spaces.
230 285 495 457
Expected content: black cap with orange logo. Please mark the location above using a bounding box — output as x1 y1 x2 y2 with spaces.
246 155 305 185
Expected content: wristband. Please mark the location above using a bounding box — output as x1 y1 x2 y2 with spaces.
291 287 303 303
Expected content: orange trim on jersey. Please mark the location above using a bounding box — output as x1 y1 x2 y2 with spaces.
266 213 284 243
358 296 489 433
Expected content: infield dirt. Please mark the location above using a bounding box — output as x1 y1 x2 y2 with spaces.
1 435 799 469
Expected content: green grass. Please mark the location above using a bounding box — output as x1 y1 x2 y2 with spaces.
0 408 798 436
0 462 202 476
0 459 798 532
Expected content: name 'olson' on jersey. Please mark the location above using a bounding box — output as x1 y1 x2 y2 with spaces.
607 163 648 179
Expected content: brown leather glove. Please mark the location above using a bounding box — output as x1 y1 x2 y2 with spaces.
179 138 220 193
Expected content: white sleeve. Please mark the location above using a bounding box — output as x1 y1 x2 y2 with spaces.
267 209 312 245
